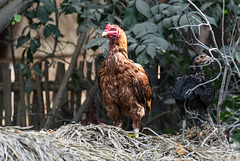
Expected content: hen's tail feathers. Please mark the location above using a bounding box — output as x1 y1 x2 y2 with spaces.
132 77 151 114
132 77 145 104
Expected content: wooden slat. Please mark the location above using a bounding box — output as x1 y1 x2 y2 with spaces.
12 69 19 125
3 67 12 126
17 70 26 126
44 62 50 114
31 62 44 129
0 64 8 125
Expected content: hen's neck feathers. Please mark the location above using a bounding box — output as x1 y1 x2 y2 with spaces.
108 29 128 59
188 65 205 76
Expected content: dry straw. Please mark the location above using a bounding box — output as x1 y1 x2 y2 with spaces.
0 123 239 160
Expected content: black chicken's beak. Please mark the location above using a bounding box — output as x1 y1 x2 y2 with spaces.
203 55 211 65
102 31 107 37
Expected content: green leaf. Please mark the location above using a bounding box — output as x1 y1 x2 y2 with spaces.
167 5 183 15
24 104 32 111
101 40 109 58
84 37 106 50
146 45 156 58
94 10 101 21
25 79 34 95
169 0 183 3
135 45 146 55
129 134 136 138
159 4 169 12
205 15 217 27
29 24 38 30
200 2 214 11
40 0 56 13
16 35 30 48
71 2 82 13
135 0 151 19
128 43 138 52
136 51 151 66
151 5 159 15
236 52 240 63
15 62 27 70
32 65 42 75
163 17 173 28
123 7 138 28
142 36 168 50
71 73 80 86
132 22 157 38
48 24 61 37
64 5 76 14
37 6 49 23
162 10 171 16
25 10 37 19
22 65 31 79
164 98 175 104
21 49 27 62
13 14 21 22
30 38 41 53
179 14 188 26
43 25 51 38
27 49 33 63
112 0 118 4
172 15 180 24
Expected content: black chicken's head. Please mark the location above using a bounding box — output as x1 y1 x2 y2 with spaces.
191 53 210 66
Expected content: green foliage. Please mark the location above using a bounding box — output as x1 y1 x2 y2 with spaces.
25 79 34 95
6 13 22 26
12 14 22 25
135 0 151 19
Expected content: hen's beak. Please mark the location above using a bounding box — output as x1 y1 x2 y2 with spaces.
102 31 107 36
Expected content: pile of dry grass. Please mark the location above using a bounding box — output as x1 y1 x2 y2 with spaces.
0 123 239 160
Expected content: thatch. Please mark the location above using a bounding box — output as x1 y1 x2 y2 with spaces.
0 123 239 161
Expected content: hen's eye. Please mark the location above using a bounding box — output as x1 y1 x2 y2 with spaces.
111 28 116 31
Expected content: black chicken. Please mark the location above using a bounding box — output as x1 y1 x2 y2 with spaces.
172 53 215 146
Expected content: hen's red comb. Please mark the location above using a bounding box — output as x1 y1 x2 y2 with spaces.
104 24 112 31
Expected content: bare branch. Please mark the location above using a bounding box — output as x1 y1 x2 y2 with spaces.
173 0 240 127
43 27 89 129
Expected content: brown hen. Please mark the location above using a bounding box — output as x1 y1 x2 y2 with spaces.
98 24 152 135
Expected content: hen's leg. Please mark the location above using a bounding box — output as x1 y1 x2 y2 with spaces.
105 104 122 128
196 108 205 146
132 116 141 137
179 102 186 145
182 119 186 145
131 105 145 137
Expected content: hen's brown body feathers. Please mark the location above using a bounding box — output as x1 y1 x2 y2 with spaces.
98 24 152 132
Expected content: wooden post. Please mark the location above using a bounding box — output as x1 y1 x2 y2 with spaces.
17 70 26 126
31 62 44 129
44 62 51 115
13 69 19 126
3 67 12 126
0 63 8 126
76 61 84 111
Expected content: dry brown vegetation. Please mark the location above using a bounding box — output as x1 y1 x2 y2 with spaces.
0 124 239 160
